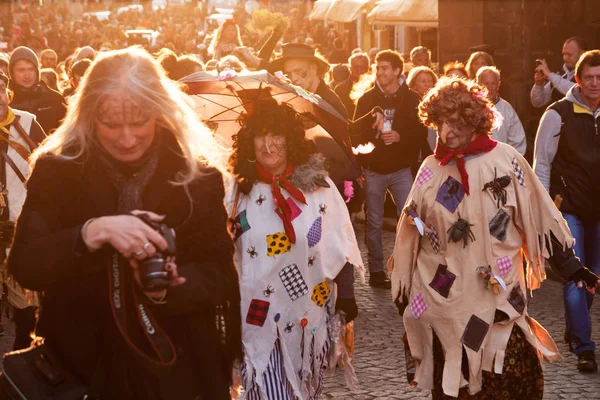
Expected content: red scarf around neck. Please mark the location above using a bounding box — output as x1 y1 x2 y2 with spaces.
434 135 498 195
256 162 307 243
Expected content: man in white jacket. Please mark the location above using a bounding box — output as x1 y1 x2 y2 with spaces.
477 66 527 154
0 72 45 348
530 37 587 108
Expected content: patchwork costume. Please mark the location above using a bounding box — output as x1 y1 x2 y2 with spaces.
227 156 363 400
390 141 572 398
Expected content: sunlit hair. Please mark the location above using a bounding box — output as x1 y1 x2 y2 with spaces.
443 61 467 77
410 46 431 64
419 76 495 136
228 99 316 194
466 51 494 78
476 65 501 82
575 49 600 80
349 52 369 66
30 46 226 183
406 66 438 90
208 20 242 57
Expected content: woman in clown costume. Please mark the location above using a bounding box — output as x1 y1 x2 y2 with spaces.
226 100 363 399
390 77 600 399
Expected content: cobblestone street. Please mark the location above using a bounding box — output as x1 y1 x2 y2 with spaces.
0 224 598 399
321 224 600 399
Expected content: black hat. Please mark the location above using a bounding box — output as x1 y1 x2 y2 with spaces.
268 43 330 77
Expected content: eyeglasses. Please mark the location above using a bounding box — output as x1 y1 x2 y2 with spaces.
438 116 465 130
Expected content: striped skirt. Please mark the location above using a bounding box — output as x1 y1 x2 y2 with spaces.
241 338 331 400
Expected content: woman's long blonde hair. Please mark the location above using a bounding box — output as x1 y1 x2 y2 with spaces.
30 46 226 184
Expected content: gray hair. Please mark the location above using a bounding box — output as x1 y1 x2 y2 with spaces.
476 65 501 82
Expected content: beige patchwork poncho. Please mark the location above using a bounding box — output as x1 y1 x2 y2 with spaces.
390 142 572 397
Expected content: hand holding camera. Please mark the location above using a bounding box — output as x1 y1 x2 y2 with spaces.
83 211 185 295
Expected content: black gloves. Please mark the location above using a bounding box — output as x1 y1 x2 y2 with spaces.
394 293 409 316
336 297 358 323
570 267 600 289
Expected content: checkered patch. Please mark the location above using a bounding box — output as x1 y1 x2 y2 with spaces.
425 224 440 253
415 167 434 188
496 256 512 276
410 292 428 319
246 299 270 327
279 264 309 301
307 217 322 248
512 158 526 187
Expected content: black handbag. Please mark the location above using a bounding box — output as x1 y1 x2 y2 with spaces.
0 344 90 400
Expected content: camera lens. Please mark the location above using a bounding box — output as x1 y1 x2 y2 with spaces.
140 256 170 292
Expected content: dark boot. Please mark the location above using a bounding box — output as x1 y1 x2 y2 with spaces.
369 271 391 289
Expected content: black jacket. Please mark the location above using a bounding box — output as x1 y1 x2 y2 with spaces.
10 81 67 135
8 134 242 400
548 98 600 219
351 83 427 174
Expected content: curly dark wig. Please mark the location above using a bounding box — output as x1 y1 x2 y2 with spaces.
228 99 317 194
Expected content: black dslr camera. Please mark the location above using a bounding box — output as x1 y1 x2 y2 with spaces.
134 214 177 292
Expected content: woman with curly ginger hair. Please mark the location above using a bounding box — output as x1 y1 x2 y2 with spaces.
389 77 598 399
226 100 364 399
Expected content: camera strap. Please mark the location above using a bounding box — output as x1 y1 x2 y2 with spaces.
107 251 177 369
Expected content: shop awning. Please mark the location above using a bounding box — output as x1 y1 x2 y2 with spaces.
309 0 334 21
367 0 438 27
325 0 373 23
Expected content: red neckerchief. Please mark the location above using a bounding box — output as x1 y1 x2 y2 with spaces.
256 162 307 243
434 135 498 195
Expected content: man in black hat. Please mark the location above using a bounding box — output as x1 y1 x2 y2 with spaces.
268 43 347 119
9 46 66 134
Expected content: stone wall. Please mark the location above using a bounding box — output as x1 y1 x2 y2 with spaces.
438 0 600 161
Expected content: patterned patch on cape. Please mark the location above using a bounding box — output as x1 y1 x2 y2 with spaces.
266 232 291 257
425 224 441 253
512 158 526 187
311 280 331 307
232 210 250 240
410 292 427 319
307 217 323 248
279 264 309 301
435 176 465 214
489 209 511 242
496 256 512 276
246 299 270 327
415 167 434 188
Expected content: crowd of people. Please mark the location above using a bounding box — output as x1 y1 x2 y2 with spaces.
0 1 598 399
